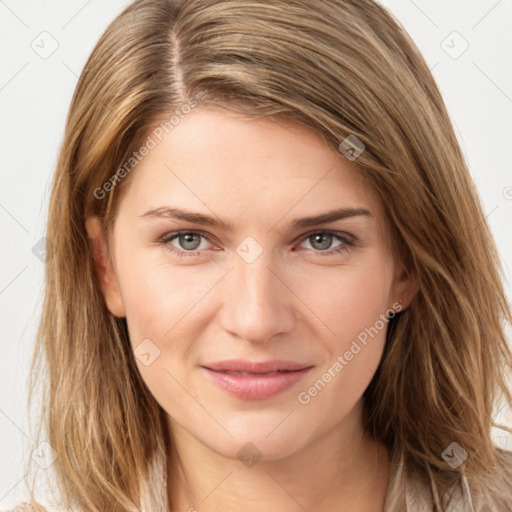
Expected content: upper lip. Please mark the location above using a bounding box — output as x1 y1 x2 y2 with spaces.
202 360 313 373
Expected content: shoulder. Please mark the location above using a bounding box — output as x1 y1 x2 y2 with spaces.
404 457 512 511
467 448 512 511
387 448 512 511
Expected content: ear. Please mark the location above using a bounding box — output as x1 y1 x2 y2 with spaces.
389 259 419 313
85 216 126 318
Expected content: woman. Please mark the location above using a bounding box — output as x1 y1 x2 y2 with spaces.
10 0 512 511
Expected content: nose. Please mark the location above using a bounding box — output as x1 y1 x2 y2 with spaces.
219 248 296 344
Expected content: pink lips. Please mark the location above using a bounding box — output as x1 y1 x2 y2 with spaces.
201 360 314 400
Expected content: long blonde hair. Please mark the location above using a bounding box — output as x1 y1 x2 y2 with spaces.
26 0 512 510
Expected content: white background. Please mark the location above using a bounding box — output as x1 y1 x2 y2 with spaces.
1 0 511 507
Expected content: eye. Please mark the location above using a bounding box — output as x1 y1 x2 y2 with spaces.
298 231 354 256
158 231 214 257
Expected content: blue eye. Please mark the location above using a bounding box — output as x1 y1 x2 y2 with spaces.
157 230 354 258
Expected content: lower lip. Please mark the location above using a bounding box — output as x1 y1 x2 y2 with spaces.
201 367 313 400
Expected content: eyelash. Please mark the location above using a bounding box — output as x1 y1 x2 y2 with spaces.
157 230 355 258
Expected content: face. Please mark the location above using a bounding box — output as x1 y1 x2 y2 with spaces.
87 108 416 461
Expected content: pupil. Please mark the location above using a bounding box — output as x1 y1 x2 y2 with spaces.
313 233 331 250
181 233 200 250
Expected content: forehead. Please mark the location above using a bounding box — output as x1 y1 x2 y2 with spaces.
116 108 385 232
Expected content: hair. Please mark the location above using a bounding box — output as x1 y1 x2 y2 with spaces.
24 0 512 511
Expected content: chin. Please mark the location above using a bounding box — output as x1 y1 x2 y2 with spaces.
202 418 311 462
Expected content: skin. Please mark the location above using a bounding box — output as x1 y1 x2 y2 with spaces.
86 108 418 512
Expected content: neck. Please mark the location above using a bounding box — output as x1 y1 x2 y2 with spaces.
166 403 390 512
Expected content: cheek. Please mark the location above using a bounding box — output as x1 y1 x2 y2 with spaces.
293 253 393 402
296 252 394 348
295 301 390 427
115 248 213 408
116 241 216 339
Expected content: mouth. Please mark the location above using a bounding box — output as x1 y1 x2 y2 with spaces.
214 370 300 377
201 360 314 400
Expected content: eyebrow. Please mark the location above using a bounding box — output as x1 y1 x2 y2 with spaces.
140 206 371 231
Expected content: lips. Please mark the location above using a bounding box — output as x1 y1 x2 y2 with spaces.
201 360 314 400
219 370 293 376
203 360 312 374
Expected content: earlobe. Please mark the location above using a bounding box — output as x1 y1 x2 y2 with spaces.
391 260 420 313
85 216 126 318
